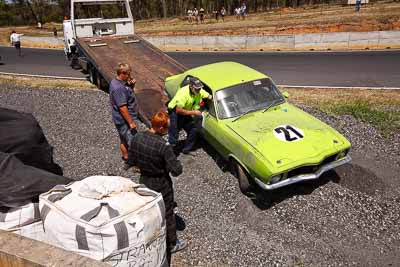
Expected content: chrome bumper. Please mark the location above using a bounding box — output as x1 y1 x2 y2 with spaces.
254 156 352 190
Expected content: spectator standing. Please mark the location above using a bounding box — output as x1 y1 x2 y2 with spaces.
199 7 205 23
10 30 23 57
355 0 361 12
241 2 247 20
213 9 219 21
187 9 193 23
193 8 199 24
109 63 147 166
127 111 186 265
220 7 226 22
235 7 241 20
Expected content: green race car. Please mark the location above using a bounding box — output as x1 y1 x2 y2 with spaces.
165 62 351 193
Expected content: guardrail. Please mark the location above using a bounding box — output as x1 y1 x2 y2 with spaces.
143 30 400 51
21 30 400 51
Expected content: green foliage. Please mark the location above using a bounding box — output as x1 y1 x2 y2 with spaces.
319 101 400 138
1 0 348 26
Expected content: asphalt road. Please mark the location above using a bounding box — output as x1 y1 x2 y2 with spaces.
1 46 399 87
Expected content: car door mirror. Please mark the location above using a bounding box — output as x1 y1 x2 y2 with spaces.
282 91 289 99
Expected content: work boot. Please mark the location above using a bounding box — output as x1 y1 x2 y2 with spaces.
170 239 187 254
181 150 195 157
175 213 186 231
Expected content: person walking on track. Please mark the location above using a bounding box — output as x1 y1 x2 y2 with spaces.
10 30 23 57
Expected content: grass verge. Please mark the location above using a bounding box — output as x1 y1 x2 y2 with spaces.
0 74 96 90
283 88 400 137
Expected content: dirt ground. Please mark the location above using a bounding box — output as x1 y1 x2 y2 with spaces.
0 82 399 266
136 2 400 36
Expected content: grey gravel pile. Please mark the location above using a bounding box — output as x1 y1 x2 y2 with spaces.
0 86 399 266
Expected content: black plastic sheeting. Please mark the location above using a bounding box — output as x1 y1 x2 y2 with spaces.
0 152 72 208
0 108 72 208
0 108 63 175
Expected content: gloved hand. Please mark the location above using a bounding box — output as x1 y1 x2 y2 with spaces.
130 127 138 135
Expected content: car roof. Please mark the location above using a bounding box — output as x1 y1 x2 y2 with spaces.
185 62 269 92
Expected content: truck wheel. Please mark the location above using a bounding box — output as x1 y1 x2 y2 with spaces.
70 55 81 70
88 66 97 85
96 72 108 92
230 160 253 195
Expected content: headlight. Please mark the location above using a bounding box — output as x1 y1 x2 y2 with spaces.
270 175 281 184
336 150 348 160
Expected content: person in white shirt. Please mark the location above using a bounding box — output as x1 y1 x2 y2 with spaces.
235 7 240 20
193 8 199 24
10 30 24 56
187 9 193 23
241 3 247 20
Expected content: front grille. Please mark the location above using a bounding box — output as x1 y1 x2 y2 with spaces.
287 165 319 178
287 153 339 178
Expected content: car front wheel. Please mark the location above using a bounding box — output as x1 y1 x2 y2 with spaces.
230 160 254 195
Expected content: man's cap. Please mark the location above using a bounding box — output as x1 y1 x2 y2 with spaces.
189 77 204 90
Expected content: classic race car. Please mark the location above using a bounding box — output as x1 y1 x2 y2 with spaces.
165 62 351 194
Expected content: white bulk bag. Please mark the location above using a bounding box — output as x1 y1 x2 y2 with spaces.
11 221 46 242
39 176 167 267
0 202 40 230
1 202 46 242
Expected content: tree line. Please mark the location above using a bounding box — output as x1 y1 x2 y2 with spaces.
1 0 353 26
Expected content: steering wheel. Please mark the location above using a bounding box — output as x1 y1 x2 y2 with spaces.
227 102 239 110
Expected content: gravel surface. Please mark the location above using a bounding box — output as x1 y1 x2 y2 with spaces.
0 86 399 266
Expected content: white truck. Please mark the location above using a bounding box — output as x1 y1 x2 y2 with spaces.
63 0 186 118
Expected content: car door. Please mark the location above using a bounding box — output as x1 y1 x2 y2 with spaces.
202 98 231 158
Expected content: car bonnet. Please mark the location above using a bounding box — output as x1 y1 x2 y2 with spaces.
225 103 347 167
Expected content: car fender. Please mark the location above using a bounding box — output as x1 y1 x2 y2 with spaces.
228 154 252 176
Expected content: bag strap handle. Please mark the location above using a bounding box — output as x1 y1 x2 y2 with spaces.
76 203 129 251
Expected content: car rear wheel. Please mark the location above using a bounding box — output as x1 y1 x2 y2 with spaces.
230 159 253 195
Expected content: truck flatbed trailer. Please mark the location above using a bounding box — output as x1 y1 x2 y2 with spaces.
64 0 186 120
75 35 186 118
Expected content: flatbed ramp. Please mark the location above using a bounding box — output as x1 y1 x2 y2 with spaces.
76 35 187 119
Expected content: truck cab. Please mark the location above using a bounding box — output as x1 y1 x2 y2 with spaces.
63 0 134 58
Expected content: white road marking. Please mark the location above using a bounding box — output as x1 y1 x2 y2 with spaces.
0 71 87 81
279 85 400 90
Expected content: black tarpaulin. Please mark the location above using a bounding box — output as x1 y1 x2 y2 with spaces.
0 108 63 175
0 108 73 208
0 151 72 208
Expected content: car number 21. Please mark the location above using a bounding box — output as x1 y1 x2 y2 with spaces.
274 125 304 142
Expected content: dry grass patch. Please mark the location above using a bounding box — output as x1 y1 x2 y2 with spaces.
0 74 96 90
282 87 400 136
136 2 400 36
21 41 64 49
0 24 63 47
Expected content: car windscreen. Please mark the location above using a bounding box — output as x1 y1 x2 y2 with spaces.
215 78 284 119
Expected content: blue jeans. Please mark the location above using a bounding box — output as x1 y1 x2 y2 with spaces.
115 119 146 148
168 110 201 153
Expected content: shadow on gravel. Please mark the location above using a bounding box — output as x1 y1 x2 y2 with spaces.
334 163 386 196
200 138 342 209
250 171 341 210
